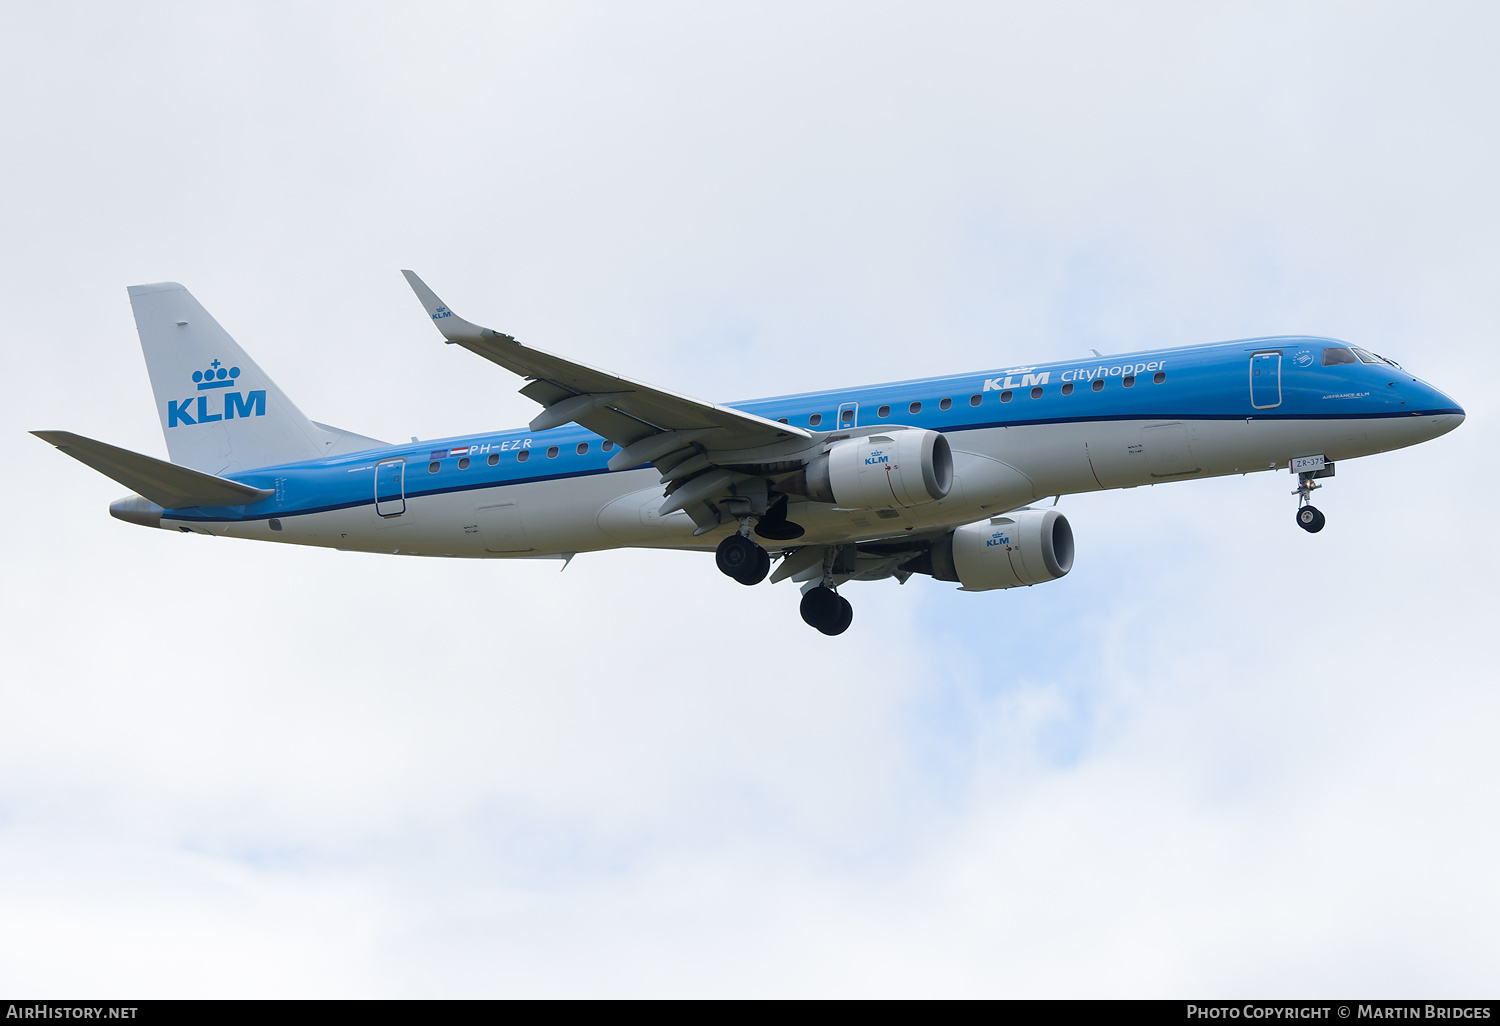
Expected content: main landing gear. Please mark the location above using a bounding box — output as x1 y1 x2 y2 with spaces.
714 517 852 637
800 585 853 636
716 531 770 585
797 545 853 636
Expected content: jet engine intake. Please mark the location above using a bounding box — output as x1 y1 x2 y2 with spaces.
779 429 952 509
916 509 1074 591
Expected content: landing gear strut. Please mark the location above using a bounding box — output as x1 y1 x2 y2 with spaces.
800 586 853 636
1292 459 1334 534
716 532 769 585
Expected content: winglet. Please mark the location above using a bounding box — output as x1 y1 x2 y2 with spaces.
400 270 513 345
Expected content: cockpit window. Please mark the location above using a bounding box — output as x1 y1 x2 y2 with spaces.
1321 347 1357 366
1350 347 1398 367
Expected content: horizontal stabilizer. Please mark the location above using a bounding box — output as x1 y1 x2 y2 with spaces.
31 431 273 510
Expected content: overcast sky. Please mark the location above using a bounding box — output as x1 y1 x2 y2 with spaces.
2 1 1496 997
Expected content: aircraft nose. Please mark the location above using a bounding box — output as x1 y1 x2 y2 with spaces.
1417 380 1464 436
1430 383 1463 418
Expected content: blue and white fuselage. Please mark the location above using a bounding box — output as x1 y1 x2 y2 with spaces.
159 338 1460 554
35 277 1464 635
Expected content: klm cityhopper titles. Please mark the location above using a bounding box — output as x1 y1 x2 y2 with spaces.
34 273 1465 635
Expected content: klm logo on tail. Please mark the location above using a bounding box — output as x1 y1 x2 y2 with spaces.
167 360 266 428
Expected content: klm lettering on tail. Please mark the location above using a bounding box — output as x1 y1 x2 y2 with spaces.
167 360 266 427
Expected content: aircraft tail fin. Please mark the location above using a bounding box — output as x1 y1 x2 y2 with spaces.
128 282 334 474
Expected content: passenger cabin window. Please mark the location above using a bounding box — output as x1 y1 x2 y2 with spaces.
1153 371 1166 384
1091 379 1104 392
969 394 982 406
576 442 589 455
939 397 952 411
488 453 499 466
1030 386 1044 398
602 440 614 451
517 449 529 462
776 417 788 424
1000 390 1013 403
809 413 822 427
1122 375 1135 388
909 401 922 414
877 405 890 418
1322 347 1357 366
428 461 440 473
458 456 470 469
1061 382 1074 395
546 446 559 459
840 408 854 424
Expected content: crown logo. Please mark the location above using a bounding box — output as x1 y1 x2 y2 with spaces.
194 359 241 390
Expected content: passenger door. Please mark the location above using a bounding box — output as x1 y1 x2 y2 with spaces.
374 459 405 517
1250 352 1282 409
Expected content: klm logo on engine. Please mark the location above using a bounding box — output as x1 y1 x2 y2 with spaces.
865 448 889 466
166 360 266 428
985 531 1012 547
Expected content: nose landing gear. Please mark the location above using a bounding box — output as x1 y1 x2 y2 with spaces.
1296 505 1326 533
1291 456 1334 534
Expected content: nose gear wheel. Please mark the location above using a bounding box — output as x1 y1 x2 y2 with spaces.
1296 505 1325 533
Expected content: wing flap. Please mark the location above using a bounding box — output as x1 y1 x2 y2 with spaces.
32 430 273 510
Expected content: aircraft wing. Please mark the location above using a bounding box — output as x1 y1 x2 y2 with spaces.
401 271 810 474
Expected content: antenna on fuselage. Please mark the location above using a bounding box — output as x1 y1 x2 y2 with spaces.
1090 348 1104 357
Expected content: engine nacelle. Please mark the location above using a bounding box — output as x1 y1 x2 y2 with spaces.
791 430 953 509
929 509 1074 591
